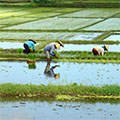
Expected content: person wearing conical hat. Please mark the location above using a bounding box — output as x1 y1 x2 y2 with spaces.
44 41 64 60
92 45 109 56
23 39 36 54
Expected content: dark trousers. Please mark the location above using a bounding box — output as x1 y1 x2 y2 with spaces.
92 48 98 56
23 43 30 54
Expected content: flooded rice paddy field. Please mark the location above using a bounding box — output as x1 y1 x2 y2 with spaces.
0 7 120 120
60 44 120 52
0 31 102 41
3 17 102 30
104 35 120 41
83 18 120 31
60 8 120 18
0 99 120 120
0 41 24 49
0 61 120 86
0 41 39 49
0 8 120 42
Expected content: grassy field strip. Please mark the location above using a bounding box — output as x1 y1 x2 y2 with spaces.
0 83 120 99
83 18 120 31
3 17 102 30
0 31 103 41
60 8 120 18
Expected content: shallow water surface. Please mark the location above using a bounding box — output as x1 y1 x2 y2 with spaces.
0 41 23 49
104 35 120 41
60 44 120 52
0 41 39 49
0 61 120 86
0 100 120 120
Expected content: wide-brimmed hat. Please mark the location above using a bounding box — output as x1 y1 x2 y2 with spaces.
28 39 36 44
55 42 60 49
57 41 64 47
104 45 109 51
54 73 60 79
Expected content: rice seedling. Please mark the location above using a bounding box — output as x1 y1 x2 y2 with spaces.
28 53 36 61
16 48 23 54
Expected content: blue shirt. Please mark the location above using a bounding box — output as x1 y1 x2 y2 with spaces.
44 43 57 56
25 41 35 51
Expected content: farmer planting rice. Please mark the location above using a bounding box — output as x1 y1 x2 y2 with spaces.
44 41 64 60
23 39 36 54
92 45 109 56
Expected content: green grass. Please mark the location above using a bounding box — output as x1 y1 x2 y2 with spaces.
0 83 120 100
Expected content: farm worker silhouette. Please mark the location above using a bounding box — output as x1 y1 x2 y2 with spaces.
92 45 109 56
23 39 36 54
44 60 60 80
44 41 64 60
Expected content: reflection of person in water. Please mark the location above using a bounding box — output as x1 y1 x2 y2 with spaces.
44 61 60 79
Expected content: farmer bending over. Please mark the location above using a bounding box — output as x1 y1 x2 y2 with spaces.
92 45 109 56
44 41 64 60
23 39 36 54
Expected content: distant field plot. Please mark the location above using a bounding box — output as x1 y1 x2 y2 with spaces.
0 32 102 41
0 17 37 25
0 7 24 13
104 35 120 41
4 18 102 30
24 12 61 18
69 32 103 40
0 11 29 18
83 18 120 31
113 13 120 18
61 8 120 18
0 25 5 28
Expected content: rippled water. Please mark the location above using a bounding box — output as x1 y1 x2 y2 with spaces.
0 99 120 120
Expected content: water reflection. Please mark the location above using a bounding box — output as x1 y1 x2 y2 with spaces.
27 62 36 69
44 61 60 80
0 61 120 86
